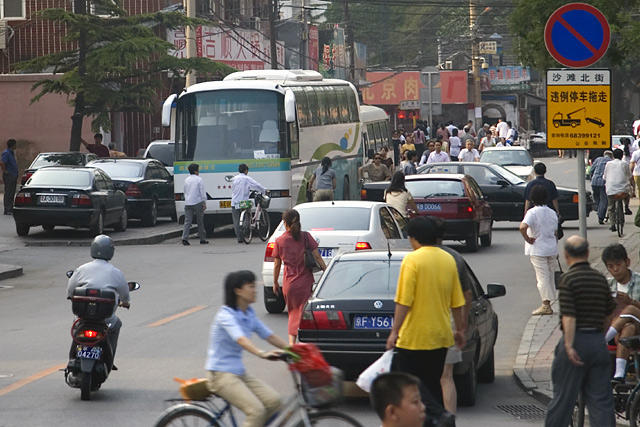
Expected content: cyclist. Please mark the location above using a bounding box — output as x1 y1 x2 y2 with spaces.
205 270 288 427
604 148 633 232
231 164 266 243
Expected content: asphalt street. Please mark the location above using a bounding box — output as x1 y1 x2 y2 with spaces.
0 156 620 426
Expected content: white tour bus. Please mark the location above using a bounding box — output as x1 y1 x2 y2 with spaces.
162 69 366 234
360 105 393 163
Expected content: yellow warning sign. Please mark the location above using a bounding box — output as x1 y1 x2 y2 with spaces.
546 69 611 149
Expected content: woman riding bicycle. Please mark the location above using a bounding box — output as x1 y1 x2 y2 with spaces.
205 270 288 427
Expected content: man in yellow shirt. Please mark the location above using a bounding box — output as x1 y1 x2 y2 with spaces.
386 216 466 427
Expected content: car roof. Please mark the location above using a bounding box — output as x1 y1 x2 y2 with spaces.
333 250 410 262
33 166 95 172
88 158 158 164
295 201 385 209
481 146 527 152
421 161 494 167
35 152 89 156
406 173 465 181
146 140 174 147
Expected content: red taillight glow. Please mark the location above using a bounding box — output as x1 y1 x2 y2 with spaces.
14 192 33 206
355 242 372 250
360 189 367 200
125 184 142 197
264 242 276 262
21 172 33 185
299 311 317 330
83 330 98 338
312 310 347 330
572 194 579 203
71 194 92 207
457 201 474 218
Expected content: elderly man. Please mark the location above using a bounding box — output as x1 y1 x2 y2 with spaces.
590 150 613 224
545 236 615 427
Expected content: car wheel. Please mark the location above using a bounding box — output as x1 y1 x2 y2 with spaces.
264 287 286 313
477 348 495 383
480 222 492 247
16 223 30 236
42 225 55 232
142 199 158 227
113 207 128 232
90 211 104 237
465 225 479 252
455 358 477 406
343 176 350 200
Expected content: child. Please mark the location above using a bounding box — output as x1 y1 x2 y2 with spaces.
370 372 426 427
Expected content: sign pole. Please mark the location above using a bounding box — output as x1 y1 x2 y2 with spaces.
428 73 433 135
577 150 587 239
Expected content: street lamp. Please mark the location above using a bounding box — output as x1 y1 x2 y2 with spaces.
471 5 491 130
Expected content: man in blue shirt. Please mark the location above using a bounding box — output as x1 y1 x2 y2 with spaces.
1 139 18 215
590 151 613 224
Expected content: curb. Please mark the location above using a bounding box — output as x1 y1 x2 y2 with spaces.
0 264 23 281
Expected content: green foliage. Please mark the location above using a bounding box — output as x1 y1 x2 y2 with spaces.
16 1 236 132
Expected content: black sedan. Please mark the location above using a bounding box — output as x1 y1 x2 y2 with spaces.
21 152 99 185
416 162 592 221
297 250 506 406
87 158 176 226
13 167 127 236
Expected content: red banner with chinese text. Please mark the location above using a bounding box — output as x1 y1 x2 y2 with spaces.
362 72 424 106
440 71 468 104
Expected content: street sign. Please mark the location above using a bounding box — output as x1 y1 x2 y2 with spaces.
546 69 610 149
399 100 420 110
544 3 610 68
479 41 497 55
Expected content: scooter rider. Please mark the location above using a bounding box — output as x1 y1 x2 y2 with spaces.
67 234 130 361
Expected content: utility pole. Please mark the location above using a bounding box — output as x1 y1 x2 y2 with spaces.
269 0 278 69
470 0 482 131
69 0 87 151
344 0 355 83
185 0 197 86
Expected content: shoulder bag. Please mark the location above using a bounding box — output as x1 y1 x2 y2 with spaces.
303 232 322 273
554 256 564 289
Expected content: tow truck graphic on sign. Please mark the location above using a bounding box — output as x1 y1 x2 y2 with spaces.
552 107 604 128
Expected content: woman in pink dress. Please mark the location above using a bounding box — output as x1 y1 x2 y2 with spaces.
272 209 326 345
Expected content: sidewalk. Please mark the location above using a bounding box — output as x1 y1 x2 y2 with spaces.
514 198 640 404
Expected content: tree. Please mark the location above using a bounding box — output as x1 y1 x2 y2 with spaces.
16 0 235 151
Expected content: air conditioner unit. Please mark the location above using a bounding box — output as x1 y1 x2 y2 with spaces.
444 60 453 69
250 16 261 30
0 20 6 50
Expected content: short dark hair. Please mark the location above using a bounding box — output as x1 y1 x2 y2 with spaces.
370 372 421 420
534 162 547 175
530 185 548 206
613 148 624 160
452 128 458 136
188 163 199 174
94 133 103 140
239 163 249 173
602 243 628 264
406 216 437 245
430 215 446 240
6 139 16 149
223 270 256 309
565 237 589 258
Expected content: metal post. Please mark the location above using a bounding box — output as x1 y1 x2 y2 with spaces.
577 149 587 239
470 0 482 131
428 73 433 134
269 0 278 69
185 0 196 87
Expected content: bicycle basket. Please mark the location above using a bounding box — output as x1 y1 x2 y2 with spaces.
301 367 344 408
174 377 212 401
237 199 252 210
259 194 271 209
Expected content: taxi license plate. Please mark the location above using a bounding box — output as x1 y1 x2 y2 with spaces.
318 247 333 258
219 200 231 208
353 315 393 329
39 195 65 205
418 203 441 211
76 346 102 360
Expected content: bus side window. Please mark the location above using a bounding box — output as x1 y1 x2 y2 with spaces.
335 87 349 123
304 87 320 127
326 86 339 124
314 86 329 125
289 122 299 159
292 87 309 127
372 122 382 151
345 88 359 123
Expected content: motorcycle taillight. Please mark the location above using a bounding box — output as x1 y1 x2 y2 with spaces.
83 330 99 338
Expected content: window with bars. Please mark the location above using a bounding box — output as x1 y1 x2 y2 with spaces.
1 0 25 19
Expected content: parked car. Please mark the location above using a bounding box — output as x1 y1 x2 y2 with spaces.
13 167 127 236
479 146 535 181
87 158 176 226
402 174 493 251
298 250 506 406
417 162 592 221
262 201 411 313
143 140 174 175
21 152 98 185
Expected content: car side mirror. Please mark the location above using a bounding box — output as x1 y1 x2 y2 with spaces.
66 270 74 278
284 89 296 123
496 179 509 187
486 283 506 298
128 281 141 291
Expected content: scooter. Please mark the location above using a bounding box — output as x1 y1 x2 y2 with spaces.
63 271 140 400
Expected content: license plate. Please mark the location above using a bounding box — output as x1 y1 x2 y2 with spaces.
318 247 334 258
76 346 102 360
353 315 393 329
219 200 231 208
418 203 441 211
39 195 65 204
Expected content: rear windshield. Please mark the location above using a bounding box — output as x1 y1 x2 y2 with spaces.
317 260 401 299
146 144 174 166
28 169 92 187
480 150 532 166
32 153 85 168
405 179 465 198
299 207 372 231
91 162 143 178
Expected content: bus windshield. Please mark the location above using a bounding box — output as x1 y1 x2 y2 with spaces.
176 90 288 162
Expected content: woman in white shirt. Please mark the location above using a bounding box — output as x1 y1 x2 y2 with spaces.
458 140 480 162
519 185 558 316
384 171 418 216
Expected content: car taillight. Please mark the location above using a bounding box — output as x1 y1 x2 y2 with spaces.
175 193 184 201
312 310 347 330
21 171 33 185
14 192 33 206
83 330 98 338
299 310 317 330
457 201 474 218
125 184 142 197
264 242 276 262
360 189 367 200
572 194 579 203
355 242 371 250
71 194 92 207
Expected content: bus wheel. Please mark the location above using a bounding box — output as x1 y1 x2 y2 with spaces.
343 176 350 200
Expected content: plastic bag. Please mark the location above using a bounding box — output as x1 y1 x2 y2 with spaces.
356 349 394 393
288 343 332 387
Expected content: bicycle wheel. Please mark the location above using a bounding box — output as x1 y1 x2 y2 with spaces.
305 410 364 426
154 403 220 427
256 209 271 241
239 209 252 244
570 392 585 427
617 200 624 237
630 386 640 427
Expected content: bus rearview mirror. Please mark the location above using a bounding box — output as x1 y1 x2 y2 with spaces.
284 89 296 123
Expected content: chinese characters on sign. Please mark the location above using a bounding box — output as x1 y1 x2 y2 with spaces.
362 72 425 106
546 69 611 149
480 66 531 91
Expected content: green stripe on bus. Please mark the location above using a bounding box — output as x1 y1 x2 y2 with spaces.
174 158 291 174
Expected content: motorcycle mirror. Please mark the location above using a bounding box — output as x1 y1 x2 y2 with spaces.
128 281 140 291
66 270 74 278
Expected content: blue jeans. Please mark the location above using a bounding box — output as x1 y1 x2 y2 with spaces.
591 185 608 221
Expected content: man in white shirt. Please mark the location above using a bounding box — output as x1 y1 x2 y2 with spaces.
427 141 451 164
232 163 266 243
630 148 640 199
458 140 480 162
496 118 509 140
604 149 633 231
182 163 208 245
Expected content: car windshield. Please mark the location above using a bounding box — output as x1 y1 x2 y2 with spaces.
299 207 372 231
405 179 465 198
613 136 633 148
31 153 85 168
146 143 174 166
28 169 91 187
91 162 143 178
317 260 401 299
480 150 532 166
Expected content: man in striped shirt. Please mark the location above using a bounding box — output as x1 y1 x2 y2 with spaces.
545 236 616 427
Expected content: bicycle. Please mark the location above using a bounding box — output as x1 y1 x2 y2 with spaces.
154 353 363 427
611 192 626 237
238 190 271 244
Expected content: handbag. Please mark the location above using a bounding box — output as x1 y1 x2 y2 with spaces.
303 232 322 273
554 256 564 289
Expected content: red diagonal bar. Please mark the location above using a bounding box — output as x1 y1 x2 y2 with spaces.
557 15 598 54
